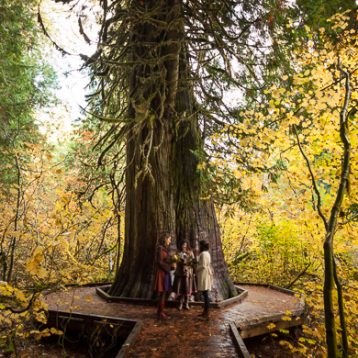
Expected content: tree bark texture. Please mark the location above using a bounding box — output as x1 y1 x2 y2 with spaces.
110 0 236 299
323 238 338 358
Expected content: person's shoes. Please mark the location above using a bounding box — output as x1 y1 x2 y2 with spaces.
158 311 170 320
177 297 183 310
183 296 190 309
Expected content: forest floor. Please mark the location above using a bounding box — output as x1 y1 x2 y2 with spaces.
36 284 306 357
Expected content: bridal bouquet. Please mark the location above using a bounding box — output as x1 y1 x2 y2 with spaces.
169 253 180 264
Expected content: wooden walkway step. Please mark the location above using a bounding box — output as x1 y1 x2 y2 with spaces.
44 284 305 357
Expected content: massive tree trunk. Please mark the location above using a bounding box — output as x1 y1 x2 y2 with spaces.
109 0 176 297
174 49 237 300
174 121 237 299
110 0 236 300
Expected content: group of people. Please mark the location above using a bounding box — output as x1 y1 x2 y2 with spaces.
154 233 213 320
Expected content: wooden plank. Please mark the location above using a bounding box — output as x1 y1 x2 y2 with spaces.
48 309 137 326
236 310 305 330
97 285 248 308
229 322 250 358
217 289 248 308
46 284 308 357
116 321 143 358
236 282 299 296
96 286 156 305
239 317 305 339
236 282 306 306
47 309 142 358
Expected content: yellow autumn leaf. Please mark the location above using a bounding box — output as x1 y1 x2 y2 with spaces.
26 247 47 278
266 323 276 330
49 327 63 335
279 340 294 350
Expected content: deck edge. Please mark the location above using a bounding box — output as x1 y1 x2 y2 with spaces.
229 321 251 358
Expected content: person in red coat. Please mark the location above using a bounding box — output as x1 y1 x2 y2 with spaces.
154 233 172 319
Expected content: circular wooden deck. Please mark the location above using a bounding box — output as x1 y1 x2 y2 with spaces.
44 284 305 357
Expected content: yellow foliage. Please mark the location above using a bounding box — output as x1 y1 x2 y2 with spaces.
0 136 123 352
218 11 358 357
26 247 47 278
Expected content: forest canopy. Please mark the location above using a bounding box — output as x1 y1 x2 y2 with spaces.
0 0 356 357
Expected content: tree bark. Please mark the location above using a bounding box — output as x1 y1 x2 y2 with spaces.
7 156 21 283
109 0 236 300
323 237 338 357
174 50 237 299
174 124 237 299
110 0 179 298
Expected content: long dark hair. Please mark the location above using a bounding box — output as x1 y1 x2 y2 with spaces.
199 240 209 252
159 232 171 246
180 240 192 252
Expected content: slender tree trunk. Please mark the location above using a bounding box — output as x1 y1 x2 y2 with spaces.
114 211 121 273
323 61 351 358
295 59 351 356
7 156 21 283
323 236 338 357
333 258 348 358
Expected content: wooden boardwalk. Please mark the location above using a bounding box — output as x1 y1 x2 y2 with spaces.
44 284 305 357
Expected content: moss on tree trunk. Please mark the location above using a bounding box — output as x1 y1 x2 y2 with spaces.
109 0 236 300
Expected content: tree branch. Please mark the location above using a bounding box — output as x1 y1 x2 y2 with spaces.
293 125 328 230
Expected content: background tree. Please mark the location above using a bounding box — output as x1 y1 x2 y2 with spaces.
0 0 55 282
0 0 55 180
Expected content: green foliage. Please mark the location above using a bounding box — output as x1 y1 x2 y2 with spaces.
0 0 56 187
295 0 356 33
